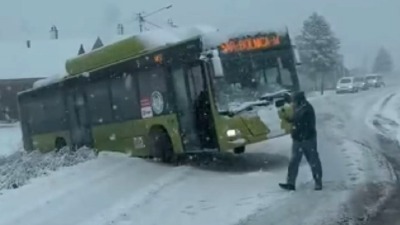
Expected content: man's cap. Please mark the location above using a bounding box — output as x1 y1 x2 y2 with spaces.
293 91 306 103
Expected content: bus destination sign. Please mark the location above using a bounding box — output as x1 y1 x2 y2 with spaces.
220 35 281 54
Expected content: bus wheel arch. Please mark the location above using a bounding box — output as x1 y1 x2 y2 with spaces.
148 126 175 163
55 136 67 151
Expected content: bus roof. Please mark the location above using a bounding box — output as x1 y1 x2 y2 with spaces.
28 26 291 92
65 26 290 77
65 26 218 76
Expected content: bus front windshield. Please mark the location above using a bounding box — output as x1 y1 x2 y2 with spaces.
213 51 297 113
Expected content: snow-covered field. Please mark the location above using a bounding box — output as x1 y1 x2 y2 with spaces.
0 86 399 225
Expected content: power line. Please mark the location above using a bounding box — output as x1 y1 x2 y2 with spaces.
145 20 163 29
136 5 173 32
142 5 172 19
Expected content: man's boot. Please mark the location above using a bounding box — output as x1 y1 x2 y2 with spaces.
279 183 296 191
314 180 322 191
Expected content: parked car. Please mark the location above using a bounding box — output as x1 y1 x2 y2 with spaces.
354 77 368 91
366 74 385 88
336 77 358 94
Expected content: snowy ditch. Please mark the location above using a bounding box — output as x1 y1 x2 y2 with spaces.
0 147 96 190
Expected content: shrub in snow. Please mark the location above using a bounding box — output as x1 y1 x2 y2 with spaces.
0 147 96 190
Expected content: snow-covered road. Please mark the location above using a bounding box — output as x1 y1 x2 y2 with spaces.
0 85 399 225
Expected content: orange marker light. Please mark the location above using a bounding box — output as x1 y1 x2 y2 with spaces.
154 54 163 64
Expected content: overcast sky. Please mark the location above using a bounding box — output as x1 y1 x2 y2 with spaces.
1 0 399 70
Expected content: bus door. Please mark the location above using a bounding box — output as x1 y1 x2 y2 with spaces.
171 65 207 152
66 88 93 149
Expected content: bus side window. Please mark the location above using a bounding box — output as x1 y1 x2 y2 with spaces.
86 80 113 125
110 73 140 121
26 92 66 134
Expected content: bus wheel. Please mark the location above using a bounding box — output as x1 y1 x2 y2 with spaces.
149 128 174 163
55 137 67 151
234 146 245 154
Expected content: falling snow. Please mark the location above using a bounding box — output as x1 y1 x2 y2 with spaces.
109 134 116 141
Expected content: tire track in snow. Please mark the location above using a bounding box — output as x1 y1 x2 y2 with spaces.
235 95 361 225
332 88 400 225
240 89 400 225
76 166 192 225
379 93 396 110
370 92 400 141
364 136 400 225
0 154 185 225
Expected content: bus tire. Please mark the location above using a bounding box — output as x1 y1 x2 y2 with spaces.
55 137 67 151
234 146 245 154
149 127 174 164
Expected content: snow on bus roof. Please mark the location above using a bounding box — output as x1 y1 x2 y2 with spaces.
101 25 219 50
106 25 287 51
32 25 289 90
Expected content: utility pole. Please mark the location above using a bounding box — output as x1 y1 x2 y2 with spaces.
136 5 173 33
167 19 178 28
137 12 145 32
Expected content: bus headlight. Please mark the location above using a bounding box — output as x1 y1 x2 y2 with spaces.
226 129 240 137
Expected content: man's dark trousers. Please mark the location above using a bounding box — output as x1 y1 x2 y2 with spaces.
287 137 322 186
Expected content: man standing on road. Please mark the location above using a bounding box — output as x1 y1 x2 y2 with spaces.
279 91 323 191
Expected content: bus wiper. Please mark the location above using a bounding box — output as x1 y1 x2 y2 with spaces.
219 90 292 117
223 100 271 117
259 89 290 101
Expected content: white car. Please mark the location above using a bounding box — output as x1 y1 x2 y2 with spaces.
336 77 358 94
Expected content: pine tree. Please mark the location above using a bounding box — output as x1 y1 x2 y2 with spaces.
372 47 393 74
92 37 104 50
78 44 85 55
296 12 341 94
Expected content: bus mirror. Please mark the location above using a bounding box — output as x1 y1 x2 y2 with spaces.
292 45 301 65
211 50 224 77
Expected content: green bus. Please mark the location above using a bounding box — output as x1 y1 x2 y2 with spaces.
17 28 300 162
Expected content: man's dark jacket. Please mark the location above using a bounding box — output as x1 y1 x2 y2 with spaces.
291 101 317 142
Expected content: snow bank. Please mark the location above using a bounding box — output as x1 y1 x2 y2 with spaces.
0 147 96 190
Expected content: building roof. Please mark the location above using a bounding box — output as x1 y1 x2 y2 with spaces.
0 38 95 79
